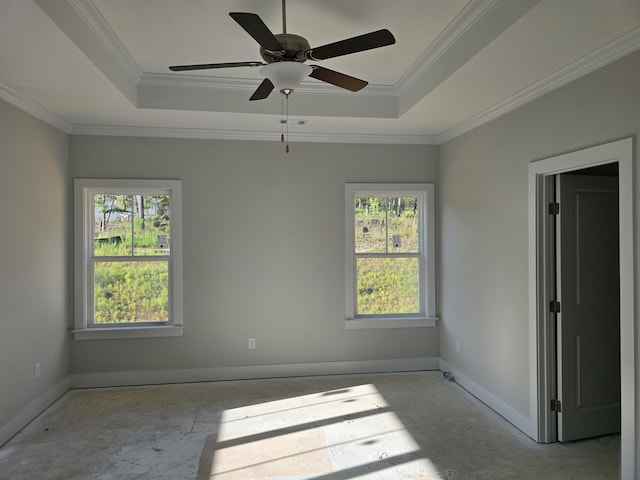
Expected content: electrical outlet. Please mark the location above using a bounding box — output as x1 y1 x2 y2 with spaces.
455 341 461 353
35 363 41 378
248 338 256 350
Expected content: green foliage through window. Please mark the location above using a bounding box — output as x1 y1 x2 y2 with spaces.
354 196 421 316
91 193 171 323
94 261 169 323
356 257 419 314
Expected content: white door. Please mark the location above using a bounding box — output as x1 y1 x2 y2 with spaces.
556 174 620 442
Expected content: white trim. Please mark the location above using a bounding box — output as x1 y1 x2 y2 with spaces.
344 183 437 323
70 357 440 389
439 359 535 439
346 317 437 329
140 73 395 98
70 124 438 145
71 124 282 141
72 325 183 341
0 377 70 447
528 137 635 478
3 356 566 449
73 179 183 339
140 73 265 92
3 16 637 145
0 82 72 133
618 152 636 480
0 358 436 447
395 0 498 97
69 0 142 85
438 27 640 144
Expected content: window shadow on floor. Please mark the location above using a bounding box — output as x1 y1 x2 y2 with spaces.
195 372 620 479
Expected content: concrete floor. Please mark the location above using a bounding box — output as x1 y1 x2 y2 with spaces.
0 372 619 479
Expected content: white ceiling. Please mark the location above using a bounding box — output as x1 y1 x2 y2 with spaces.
1 0 639 144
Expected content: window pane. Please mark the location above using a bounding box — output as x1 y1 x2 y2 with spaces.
93 194 133 256
388 197 419 253
93 260 169 323
355 196 419 254
356 257 419 315
133 195 171 256
355 197 388 253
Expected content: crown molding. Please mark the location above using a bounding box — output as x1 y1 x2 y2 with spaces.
69 0 142 84
72 0 396 99
0 82 72 133
438 26 640 144
395 0 499 97
139 73 396 98
71 124 278 141
139 73 261 90
6 4 639 147
70 124 437 145
70 0 396 99
5 17 639 148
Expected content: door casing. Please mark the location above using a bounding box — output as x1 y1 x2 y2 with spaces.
527 137 634 478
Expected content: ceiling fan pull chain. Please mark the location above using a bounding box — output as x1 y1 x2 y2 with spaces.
281 94 285 143
285 93 290 153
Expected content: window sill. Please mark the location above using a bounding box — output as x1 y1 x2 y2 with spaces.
345 317 438 329
73 325 183 341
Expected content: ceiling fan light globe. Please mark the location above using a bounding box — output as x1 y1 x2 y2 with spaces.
261 62 312 95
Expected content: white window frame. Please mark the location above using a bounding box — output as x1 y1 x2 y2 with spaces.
345 183 437 329
73 179 183 340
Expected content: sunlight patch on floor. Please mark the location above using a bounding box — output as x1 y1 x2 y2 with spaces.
200 383 441 479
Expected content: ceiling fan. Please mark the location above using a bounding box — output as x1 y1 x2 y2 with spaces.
169 0 396 101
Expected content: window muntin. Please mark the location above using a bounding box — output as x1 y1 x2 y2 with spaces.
355 196 419 254
91 193 172 324
346 184 435 324
75 179 182 337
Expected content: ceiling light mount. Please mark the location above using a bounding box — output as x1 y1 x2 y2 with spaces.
260 62 312 96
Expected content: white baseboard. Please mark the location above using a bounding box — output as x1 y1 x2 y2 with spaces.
0 376 71 447
2 358 539 449
439 359 536 439
70 357 441 389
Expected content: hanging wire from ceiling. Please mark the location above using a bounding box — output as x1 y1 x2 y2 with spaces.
280 93 290 153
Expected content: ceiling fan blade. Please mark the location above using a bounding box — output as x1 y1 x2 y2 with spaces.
169 61 264 72
309 66 368 92
229 12 284 52
250 78 275 101
307 29 395 60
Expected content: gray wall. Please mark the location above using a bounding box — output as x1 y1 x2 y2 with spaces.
0 100 69 431
69 138 440 374
439 50 639 416
3 45 638 457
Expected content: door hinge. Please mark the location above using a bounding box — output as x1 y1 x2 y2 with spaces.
551 399 562 412
549 300 561 313
549 202 560 215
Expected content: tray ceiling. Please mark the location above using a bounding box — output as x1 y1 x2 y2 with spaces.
1 0 639 144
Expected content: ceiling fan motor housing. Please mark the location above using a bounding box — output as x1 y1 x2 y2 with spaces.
260 33 310 63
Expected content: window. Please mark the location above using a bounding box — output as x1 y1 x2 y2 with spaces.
74 179 183 340
345 184 436 328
